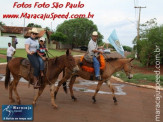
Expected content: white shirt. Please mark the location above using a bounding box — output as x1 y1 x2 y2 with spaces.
7 46 15 57
88 39 98 56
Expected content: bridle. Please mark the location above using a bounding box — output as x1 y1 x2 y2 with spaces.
123 62 133 77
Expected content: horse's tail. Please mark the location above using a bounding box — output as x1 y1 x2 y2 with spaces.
5 63 11 89
62 68 68 94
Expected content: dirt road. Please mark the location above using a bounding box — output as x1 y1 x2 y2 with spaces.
0 77 162 122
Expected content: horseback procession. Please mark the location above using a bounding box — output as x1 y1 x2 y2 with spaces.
4 28 134 108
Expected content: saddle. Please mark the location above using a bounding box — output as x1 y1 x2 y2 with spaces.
21 59 30 67
80 54 105 73
80 52 124 73
19 59 34 84
19 58 47 86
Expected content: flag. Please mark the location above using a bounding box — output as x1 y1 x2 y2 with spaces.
108 29 125 57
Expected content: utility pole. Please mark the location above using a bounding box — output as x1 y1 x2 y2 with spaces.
134 6 146 41
23 12 25 36
51 22 52 31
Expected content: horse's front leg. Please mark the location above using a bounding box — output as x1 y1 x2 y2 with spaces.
69 75 77 101
54 75 71 99
105 80 118 104
50 84 58 108
92 80 104 103
32 85 46 105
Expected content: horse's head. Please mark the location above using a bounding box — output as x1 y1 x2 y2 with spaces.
64 49 79 73
123 58 134 79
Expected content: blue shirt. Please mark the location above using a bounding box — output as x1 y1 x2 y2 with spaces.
25 37 39 52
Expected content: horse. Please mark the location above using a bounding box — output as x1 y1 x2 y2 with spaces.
54 56 134 104
5 49 79 108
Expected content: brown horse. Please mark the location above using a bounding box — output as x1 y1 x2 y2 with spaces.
54 57 134 104
5 49 79 108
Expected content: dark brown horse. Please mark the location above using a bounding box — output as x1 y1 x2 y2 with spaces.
54 57 134 104
5 49 79 108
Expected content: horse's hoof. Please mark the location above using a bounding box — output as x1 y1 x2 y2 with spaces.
52 104 58 109
113 97 118 104
10 99 15 103
92 96 96 103
54 91 57 99
71 96 77 101
17 100 21 105
32 102 36 106
63 85 68 94
114 102 118 105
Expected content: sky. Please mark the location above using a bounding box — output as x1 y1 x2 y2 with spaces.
0 0 163 47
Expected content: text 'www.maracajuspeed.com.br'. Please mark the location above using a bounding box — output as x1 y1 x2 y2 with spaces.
3 12 94 20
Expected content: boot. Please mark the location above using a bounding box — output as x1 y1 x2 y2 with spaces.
95 75 102 81
33 76 40 89
40 70 44 77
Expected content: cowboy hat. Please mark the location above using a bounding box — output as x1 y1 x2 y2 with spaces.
29 28 39 34
92 31 98 36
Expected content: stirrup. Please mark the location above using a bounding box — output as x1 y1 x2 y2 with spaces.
33 80 41 89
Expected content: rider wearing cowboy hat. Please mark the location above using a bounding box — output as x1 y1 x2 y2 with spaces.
88 31 103 80
25 28 40 89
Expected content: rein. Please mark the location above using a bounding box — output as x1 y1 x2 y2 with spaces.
44 50 56 85
46 50 55 58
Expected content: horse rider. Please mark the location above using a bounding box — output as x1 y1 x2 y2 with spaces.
25 28 40 89
88 31 104 80
37 37 47 77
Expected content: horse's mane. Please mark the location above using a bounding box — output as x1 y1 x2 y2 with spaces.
47 55 67 64
103 52 124 62
105 58 126 62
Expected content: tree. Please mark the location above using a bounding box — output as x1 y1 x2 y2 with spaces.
123 46 132 52
133 18 163 66
50 32 68 49
27 23 42 28
56 18 103 48
0 21 6 26
50 32 68 43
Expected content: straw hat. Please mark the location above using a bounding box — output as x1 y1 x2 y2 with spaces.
39 37 45 42
29 28 39 34
92 31 98 36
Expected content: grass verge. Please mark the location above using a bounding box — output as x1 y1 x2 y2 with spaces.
0 49 83 58
114 71 163 86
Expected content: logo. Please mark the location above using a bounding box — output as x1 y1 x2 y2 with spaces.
2 105 33 121
115 40 121 49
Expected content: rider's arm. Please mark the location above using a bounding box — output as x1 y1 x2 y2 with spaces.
25 44 32 55
92 49 103 54
37 50 46 61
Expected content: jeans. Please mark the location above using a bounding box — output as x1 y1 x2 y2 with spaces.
27 53 40 77
38 57 44 71
93 56 100 77
7 56 12 62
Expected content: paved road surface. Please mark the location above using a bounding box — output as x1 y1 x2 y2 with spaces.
0 77 162 122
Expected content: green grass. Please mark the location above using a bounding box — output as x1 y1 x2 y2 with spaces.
0 49 6 55
0 58 7 63
114 71 163 86
0 49 83 58
126 52 135 58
